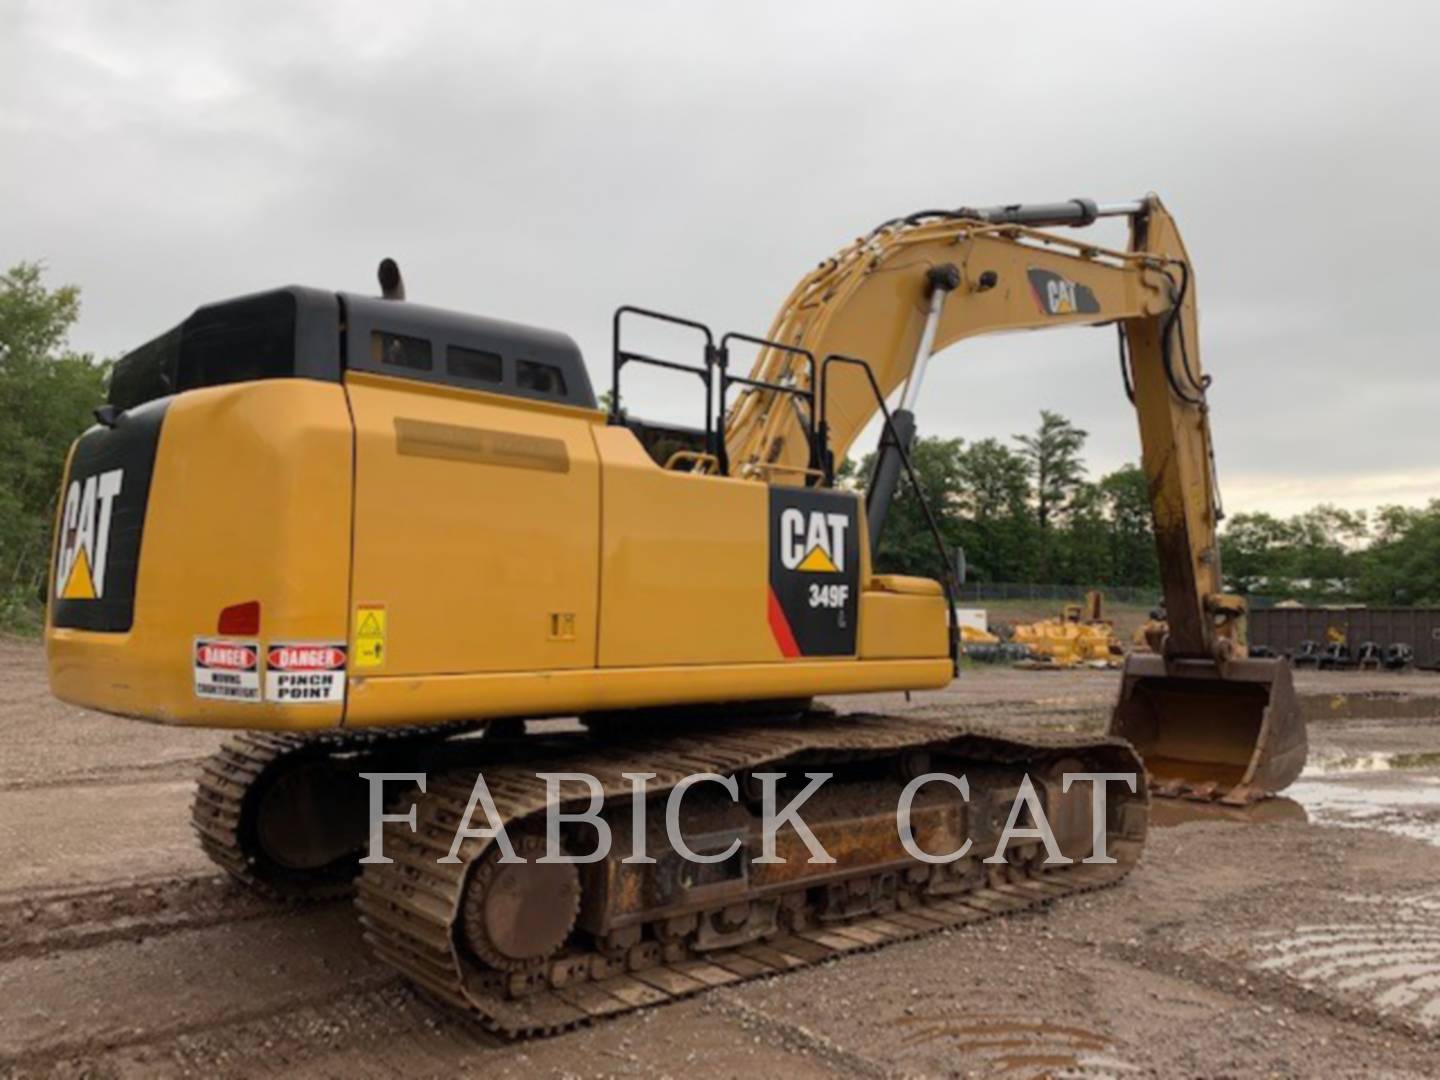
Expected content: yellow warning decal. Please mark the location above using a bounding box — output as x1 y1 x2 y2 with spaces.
796 545 839 573
61 547 98 600
354 605 387 669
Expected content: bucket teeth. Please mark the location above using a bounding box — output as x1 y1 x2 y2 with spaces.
1109 653 1308 803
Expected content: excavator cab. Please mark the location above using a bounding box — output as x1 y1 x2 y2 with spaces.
1111 653 1307 804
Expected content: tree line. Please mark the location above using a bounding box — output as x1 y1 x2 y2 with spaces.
1219 504 1440 606
848 410 1161 592
863 415 1440 607
1 263 110 631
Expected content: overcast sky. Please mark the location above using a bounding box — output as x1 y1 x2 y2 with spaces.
4 1 1437 517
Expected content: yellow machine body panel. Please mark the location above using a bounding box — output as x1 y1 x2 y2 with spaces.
858 576 950 660
592 425 776 668
48 371 951 731
347 371 602 677
47 379 353 730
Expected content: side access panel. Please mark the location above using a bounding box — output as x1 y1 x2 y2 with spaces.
346 372 601 677
594 426 775 667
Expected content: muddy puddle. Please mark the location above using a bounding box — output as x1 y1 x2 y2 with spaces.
1150 747 1440 844
1287 747 1440 845
1300 691 1440 723
893 1013 1135 1076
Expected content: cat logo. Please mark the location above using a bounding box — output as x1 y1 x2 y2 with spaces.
1026 268 1101 317
778 508 848 574
55 468 124 601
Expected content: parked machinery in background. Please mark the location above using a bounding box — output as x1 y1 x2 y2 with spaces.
1319 641 1353 670
1293 640 1323 668
1011 590 1125 669
1357 641 1383 670
1384 643 1416 670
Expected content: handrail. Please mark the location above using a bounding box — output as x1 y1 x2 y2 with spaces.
611 306 718 459
819 353 959 670
717 331 819 482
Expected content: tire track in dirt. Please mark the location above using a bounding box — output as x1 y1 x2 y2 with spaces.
0 757 209 794
0 903 387 1069
0 872 309 962
1248 889 1440 1030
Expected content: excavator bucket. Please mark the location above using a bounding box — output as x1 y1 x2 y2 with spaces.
1109 654 1308 805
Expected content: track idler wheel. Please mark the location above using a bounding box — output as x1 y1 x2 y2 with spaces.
461 834 581 972
193 735 373 901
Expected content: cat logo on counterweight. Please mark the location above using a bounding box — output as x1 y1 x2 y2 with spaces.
55 468 125 600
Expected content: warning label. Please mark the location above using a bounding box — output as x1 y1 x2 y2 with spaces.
354 605 387 670
194 638 261 703
265 642 347 704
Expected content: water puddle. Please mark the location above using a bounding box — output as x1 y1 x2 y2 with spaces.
894 1014 1135 1076
1149 747 1440 845
1285 774 1440 846
1303 749 1440 775
1299 691 1440 723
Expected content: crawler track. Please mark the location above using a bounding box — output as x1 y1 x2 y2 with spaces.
356 712 1148 1038
193 725 481 901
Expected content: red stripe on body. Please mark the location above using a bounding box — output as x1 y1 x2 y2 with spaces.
767 587 801 658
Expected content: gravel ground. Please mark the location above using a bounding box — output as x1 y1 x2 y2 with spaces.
2 636 1439 1077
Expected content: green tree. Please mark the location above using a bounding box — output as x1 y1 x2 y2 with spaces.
1014 410 1088 531
1098 464 1159 587
1219 511 1296 594
1053 481 1111 584
864 437 967 578
1014 410 1088 579
953 437 1036 582
850 436 967 576
1288 505 1366 599
1219 505 1365 601
0 263 110 631
1356 502 1440 605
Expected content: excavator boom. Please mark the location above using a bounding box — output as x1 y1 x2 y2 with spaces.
723 194 1306 802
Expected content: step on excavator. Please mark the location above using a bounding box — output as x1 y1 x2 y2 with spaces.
46 194 1305 1035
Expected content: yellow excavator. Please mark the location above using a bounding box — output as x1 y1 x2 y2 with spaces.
46 194 1304 1035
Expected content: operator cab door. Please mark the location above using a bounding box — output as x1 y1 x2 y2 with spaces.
344 317 601 679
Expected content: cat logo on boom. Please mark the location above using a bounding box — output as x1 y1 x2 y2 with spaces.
778 508 848 574
54 469 125 600
1026 268 1101 317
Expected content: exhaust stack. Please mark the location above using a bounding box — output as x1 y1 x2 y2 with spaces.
378 258 405 301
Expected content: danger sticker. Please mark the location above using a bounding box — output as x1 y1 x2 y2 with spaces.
194 638 261 703
265 641 348 704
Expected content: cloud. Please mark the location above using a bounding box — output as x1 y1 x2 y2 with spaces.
4 0 1437 514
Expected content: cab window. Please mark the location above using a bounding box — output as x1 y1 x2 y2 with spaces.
516 359 566 396
373 331 432 372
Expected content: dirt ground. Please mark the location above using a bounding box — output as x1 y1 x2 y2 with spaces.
2 637 1440 1078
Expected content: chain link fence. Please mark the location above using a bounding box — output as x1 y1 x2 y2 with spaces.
956 583 1279 609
